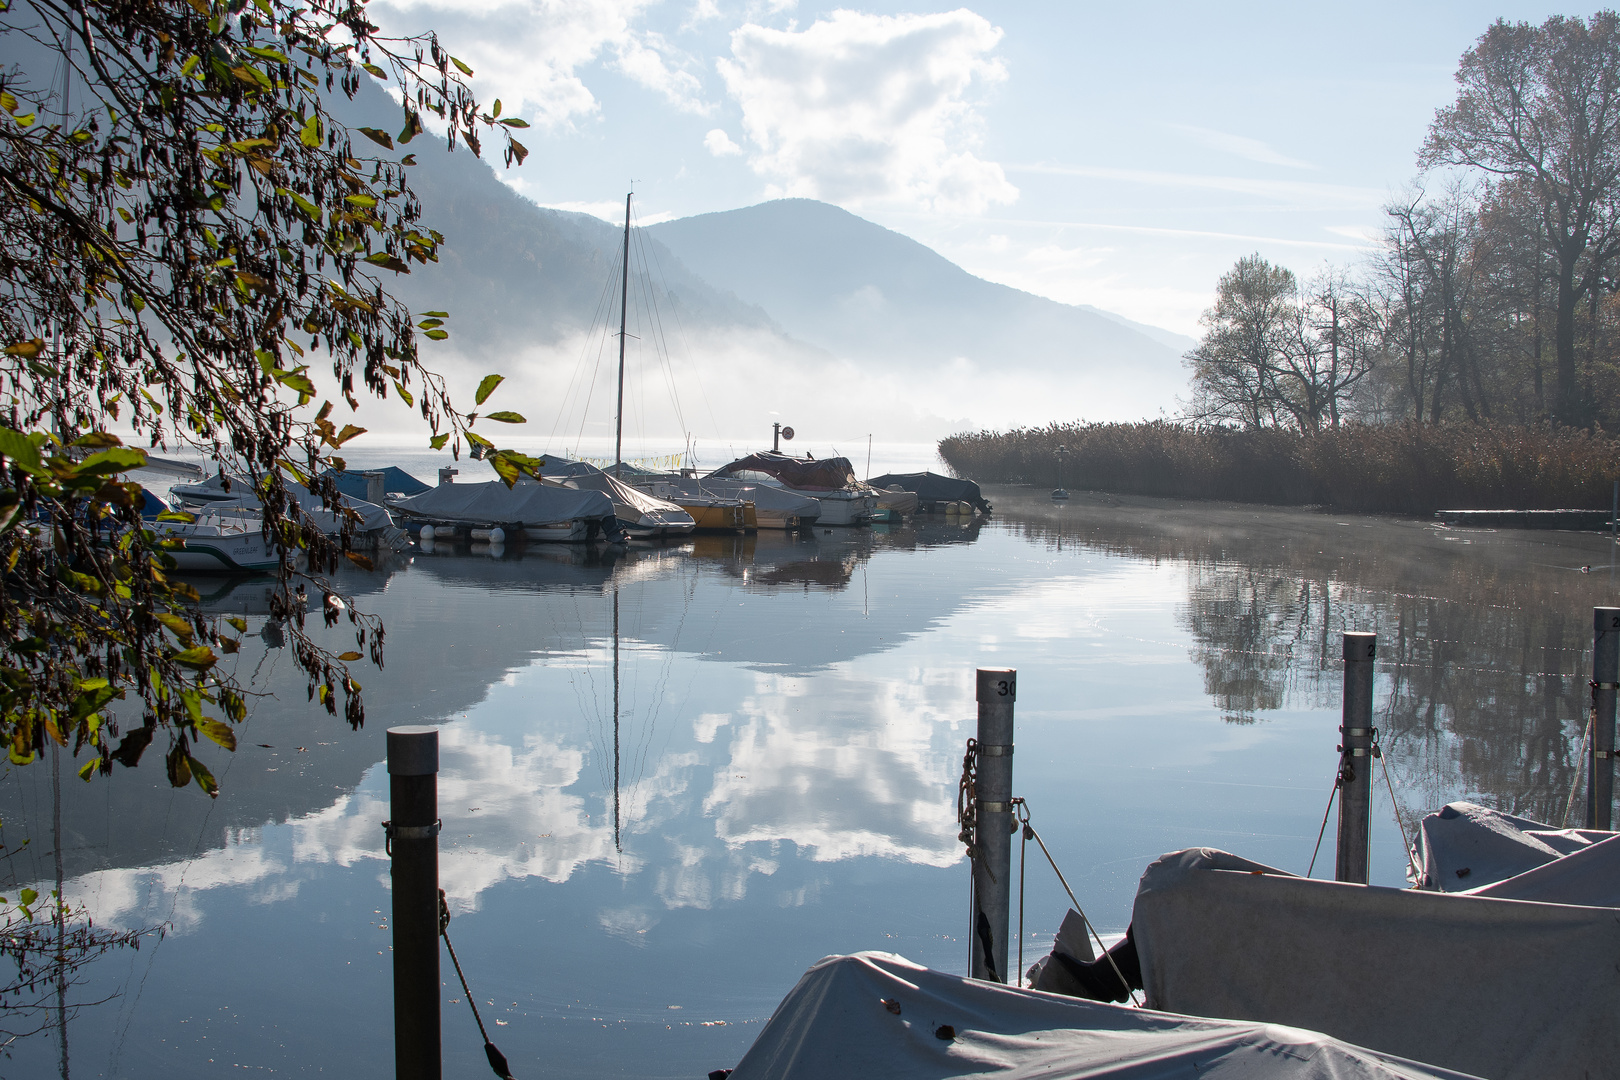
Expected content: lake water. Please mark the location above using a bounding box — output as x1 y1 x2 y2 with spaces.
3 485 1617 1078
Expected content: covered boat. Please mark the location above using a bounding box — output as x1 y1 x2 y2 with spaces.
638 478 757 532
720 951 1472 1080
708 452 877 526
867 471 991 515
543 461 696 539
1031 828 1620 1080
659 476 818 531
324 466 431 503
388 477 624 544
170 471 404 548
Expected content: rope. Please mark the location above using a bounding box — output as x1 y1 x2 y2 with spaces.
1564 713 1593 828
1305 774 1339 879
1013 801 1140 1007
1374 744 1417 883
438 890 516 1080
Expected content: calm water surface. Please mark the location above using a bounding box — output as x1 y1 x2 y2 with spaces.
3 486 1617 1077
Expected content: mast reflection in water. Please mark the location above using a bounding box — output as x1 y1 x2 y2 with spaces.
0 490 1614 1079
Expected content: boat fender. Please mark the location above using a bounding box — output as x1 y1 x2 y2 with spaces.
488 527 505 544
419 524 435 541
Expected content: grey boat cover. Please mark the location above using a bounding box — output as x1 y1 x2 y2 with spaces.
1412 800 1620 904
1130 847 1620 1080
390 480 617 531
728 951 1475 1080
867 471 991 513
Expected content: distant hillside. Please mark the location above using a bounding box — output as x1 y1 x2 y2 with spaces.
647 200 1189 418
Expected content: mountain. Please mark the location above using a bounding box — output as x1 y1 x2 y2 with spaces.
646 200 1189 419
327 91 1189 439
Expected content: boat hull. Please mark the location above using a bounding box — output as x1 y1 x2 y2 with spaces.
799 490 877 526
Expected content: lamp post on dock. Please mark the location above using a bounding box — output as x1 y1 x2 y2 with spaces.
1051 445 1069 501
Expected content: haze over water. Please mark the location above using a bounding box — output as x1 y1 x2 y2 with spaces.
2 487 1614 1078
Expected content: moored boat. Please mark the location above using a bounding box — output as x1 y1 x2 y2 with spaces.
867 470 992 515
542 461 696 539
387 475 626 544
660 475 819 531
708 452 877 527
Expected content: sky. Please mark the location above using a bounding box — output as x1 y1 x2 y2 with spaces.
363 1 1584 340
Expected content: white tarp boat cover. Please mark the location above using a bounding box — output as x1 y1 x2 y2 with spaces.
543 461 694 530
1412 800 1620 904
727 951 1476 1080
1131 848 1620 1080
389 480 617 531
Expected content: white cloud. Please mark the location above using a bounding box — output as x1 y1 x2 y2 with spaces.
704 128 743 156
371 0 708 128
1166 123 1315 170
717 9 1017 213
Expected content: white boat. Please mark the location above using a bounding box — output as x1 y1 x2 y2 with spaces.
708 452 877 526
171 471 407 549
149 513 281 573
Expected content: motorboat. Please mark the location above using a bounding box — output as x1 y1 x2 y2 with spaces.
170 471 407 550
638 478 757 532
867 470 992 515
708 452 878 527
147 511 282 573
659 475 819 531
387 474 625 544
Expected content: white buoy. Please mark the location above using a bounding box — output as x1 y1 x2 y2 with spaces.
488 527 505 544
419 524 434 541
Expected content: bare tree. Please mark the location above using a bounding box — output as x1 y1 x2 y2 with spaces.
1422 13 1620 426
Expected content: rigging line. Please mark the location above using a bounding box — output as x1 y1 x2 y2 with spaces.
578 251 627 456
629 221 690 439
638 217 724 443
547 254 622 451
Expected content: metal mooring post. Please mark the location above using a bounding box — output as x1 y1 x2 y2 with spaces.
387 726 441 1080
971 668 1016 982
1589 609 1620 830
1336 633 1376 884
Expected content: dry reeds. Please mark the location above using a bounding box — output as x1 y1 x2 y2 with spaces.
938 421 1620 514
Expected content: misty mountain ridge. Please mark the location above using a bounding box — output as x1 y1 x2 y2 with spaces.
329 88 1189 438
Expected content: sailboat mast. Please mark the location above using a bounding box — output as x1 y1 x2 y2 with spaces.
614 191 631 479
612 587 621 853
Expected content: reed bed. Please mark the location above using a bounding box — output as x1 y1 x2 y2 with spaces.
937 421 1620 514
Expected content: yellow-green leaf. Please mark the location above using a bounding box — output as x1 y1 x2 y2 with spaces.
197 718 236 752
299 113 321 148
484 411 525 424
337 651 363 661
474 374 503 406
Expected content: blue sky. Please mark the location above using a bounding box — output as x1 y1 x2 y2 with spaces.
369 1 1576 337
